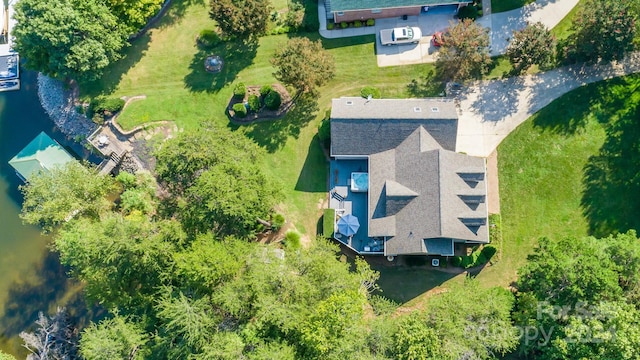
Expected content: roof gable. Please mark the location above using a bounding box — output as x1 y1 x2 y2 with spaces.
330 97 458 156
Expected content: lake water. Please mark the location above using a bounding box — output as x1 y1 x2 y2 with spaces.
0 71 83 357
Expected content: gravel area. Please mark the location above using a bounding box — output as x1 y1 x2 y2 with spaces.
37 74 97 138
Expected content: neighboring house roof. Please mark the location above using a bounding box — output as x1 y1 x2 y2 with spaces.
328 0 471 13
367 127 488 256
9 131 74 181
330 97 458 156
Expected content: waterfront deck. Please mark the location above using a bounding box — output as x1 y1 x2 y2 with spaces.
88 124 131 175
0 0 20 92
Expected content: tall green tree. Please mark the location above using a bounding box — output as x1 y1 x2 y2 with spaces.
513 232 640 359
425 281 518 359
568 0 636 63
393 315 444 360
20 161 115 232
155 125 279 238
435 19 491 82
105 0 164 34
12 0 128 81
209 0 271 39
506 22 556 74
517 236 622 305
79 315 148 360
271 37 336 95
54 214 182 311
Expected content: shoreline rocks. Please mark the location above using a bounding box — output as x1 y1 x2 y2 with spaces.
37 74 97 138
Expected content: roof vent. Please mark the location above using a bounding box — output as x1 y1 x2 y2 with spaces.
346 100 353 105
414 107 421 112
431 107 439 112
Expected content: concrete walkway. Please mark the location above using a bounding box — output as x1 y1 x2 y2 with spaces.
456 52 640 157
478 0 580 56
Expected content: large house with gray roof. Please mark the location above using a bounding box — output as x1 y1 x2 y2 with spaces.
325 0 472 23
328 97 489 258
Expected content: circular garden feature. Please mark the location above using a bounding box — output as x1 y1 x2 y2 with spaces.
204 55 223 73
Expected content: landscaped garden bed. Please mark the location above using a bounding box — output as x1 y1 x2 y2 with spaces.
227 82 293 123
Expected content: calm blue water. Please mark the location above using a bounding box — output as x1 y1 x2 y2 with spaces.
0 71 84 357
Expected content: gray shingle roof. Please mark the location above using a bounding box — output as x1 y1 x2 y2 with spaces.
330 97 458 156
365 127 488 256
328 0 471 13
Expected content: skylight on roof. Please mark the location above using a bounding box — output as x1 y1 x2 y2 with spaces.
414 107 421 112
346 100 353 105
431 107 439 112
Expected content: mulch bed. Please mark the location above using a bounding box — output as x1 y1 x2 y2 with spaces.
227 84 293 124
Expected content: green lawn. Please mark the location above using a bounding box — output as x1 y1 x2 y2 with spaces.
491 0 535 13
80 0 439 235
476 75 640 288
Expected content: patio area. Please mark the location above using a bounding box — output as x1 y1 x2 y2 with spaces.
329 159 383 254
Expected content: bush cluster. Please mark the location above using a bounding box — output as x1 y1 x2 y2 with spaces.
264 89 281 110
232 102 247 117
360 86 381 99
271 213 285 231
317 109 331 149
259 84 273 97
457 2 483 20
197 29 222 48
233 82 246 98
451 245 496 268
248 94 261 112
88 97 125 123
333 19 375 30
284 229 301 249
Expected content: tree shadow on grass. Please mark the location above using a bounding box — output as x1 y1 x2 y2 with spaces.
80 32 152 97
183 39 258 93
581 102 640 238
155 0 202 30
294 134 328 193
239 94 319 153
530 82 598 135
407 69 444 98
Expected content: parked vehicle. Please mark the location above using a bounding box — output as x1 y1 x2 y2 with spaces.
432 31 445 47
379 26 422 45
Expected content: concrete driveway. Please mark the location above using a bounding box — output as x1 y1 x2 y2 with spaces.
375 10 455 67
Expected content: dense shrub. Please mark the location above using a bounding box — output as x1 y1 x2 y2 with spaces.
248 94 261 112
451 256 462 267
89 97 125 117
271 213 285 231
354 20 362 28
259 84 273 97
327 22 334 30
369 295 399 316
264 90 281 110
284 229 301 249
340 22 348 29
198 29 221 48
233 82 246 98
317 110 331 148
366 19 375 26
360 86 381 99
323 208 335 238
481 245 497 259
232 102 247 117
457 5 479 20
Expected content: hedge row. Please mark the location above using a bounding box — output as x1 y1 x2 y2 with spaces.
451 245 497 268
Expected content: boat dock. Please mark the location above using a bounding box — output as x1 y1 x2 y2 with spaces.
0 0 19 92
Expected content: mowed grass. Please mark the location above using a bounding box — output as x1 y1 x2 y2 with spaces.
473 76 640 288
81 0 439 235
